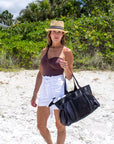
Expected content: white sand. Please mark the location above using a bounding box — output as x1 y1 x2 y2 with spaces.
0 70 114 144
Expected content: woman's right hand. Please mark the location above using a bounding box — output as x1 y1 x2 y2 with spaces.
31 96 37 107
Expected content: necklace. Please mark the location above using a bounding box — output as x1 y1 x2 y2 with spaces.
50 45 63 49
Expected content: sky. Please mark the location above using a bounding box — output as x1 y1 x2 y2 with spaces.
0 0 36 19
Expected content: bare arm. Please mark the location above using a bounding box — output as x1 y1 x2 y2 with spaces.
59 47 73 80
33 68 42 98
31 48 46 107
64 48 73 80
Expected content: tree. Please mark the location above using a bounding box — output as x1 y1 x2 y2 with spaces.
81 0 113 16
18 1 51 22
19 3 39 22
0 10 13 26
17 0 113 22
0 13 2 23
18 0 82 22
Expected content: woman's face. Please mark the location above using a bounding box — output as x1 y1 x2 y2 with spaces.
50 31 64 43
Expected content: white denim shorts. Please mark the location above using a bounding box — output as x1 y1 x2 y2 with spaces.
38 74 65 117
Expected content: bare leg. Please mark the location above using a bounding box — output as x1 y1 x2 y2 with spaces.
37 106 53 144
54 110 66 144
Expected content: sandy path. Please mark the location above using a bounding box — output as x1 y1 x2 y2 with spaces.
0 70 114 144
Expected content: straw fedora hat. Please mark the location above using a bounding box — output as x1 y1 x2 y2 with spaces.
45 20 68 33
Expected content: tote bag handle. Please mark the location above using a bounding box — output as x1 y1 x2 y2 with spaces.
49 74 81 107
64 74 81 94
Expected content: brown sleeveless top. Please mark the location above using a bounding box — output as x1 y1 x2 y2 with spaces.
41 47 64 76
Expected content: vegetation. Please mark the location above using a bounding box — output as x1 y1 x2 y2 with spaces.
0 0 114 70
17 0 113 22
0 10 13 26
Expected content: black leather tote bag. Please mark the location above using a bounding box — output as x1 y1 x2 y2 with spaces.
49 74 100 126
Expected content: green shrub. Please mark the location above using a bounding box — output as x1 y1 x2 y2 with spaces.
0 16 113 70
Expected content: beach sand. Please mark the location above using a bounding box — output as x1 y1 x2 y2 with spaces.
0 70 114 144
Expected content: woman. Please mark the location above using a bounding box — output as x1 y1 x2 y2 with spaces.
31 20 73 144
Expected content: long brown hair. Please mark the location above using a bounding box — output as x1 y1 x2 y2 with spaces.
46 31 65 48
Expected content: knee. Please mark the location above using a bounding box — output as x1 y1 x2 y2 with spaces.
56 122 65 133
37 124 47 134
